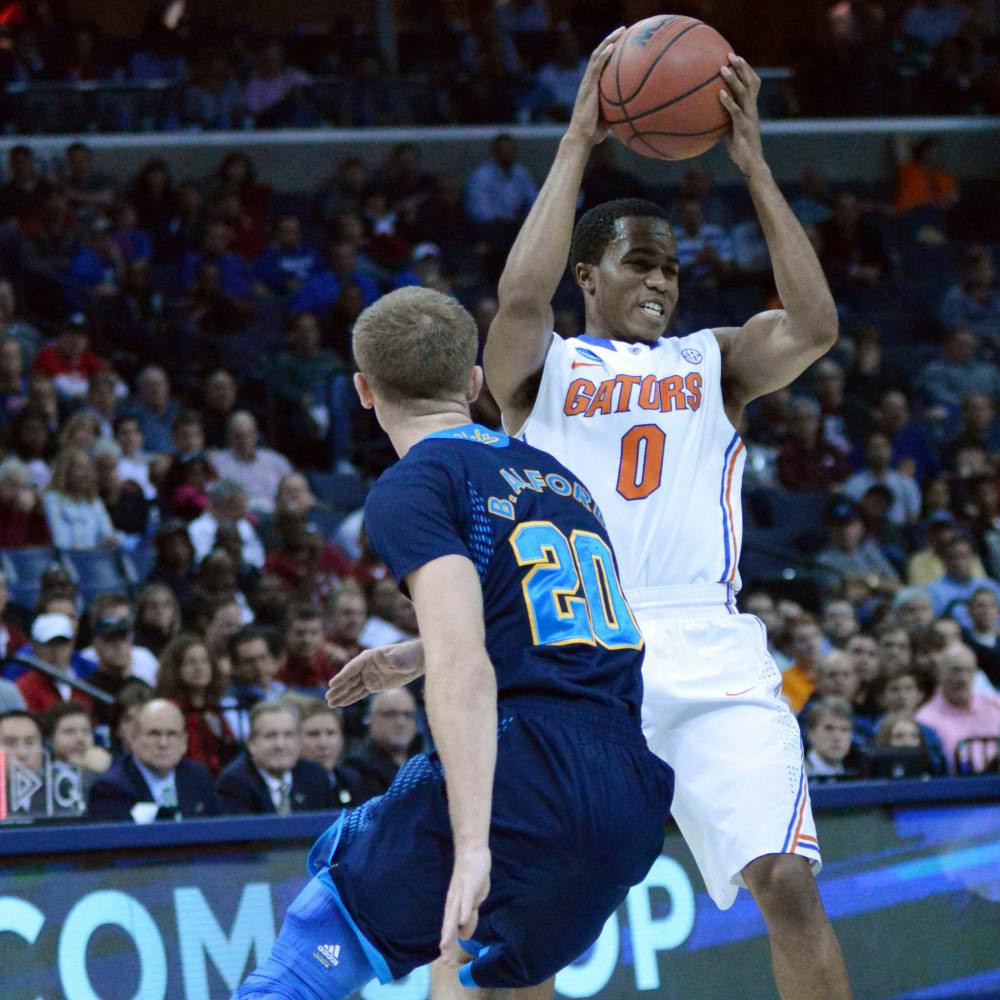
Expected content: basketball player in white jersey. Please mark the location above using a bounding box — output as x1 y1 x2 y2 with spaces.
328 32 851 1000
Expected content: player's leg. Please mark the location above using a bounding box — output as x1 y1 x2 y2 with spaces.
743 853 851 1000
232 876 376 1000
429 961 554 1000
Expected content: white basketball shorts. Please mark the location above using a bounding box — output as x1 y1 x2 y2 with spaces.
626 583 821 910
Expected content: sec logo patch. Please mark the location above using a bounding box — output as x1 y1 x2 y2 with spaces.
681 348 703 364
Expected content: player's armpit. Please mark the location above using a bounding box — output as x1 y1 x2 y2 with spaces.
715 308 836 411
484 299 554 433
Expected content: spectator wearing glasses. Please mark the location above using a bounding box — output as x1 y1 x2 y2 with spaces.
87 698 221 821
220 625 286 743
214 701 333 814
339 687 420 804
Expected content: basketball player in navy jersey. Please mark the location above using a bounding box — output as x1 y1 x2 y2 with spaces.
233 285 673 999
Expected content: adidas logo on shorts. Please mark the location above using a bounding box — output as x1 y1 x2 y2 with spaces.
313 943 341 968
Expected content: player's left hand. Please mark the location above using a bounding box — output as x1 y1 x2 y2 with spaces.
718 53 765 177
439 846 491 968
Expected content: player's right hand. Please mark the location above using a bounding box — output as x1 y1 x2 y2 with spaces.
567 25 626 148
326 645 417 708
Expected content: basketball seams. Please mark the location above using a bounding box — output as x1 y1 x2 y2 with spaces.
636 122 730 139
603 70 725 126
604 15 693 109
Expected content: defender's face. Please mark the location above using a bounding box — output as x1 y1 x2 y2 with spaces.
580 218 678 345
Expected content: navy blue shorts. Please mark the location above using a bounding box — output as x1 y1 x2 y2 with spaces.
308 698 674 990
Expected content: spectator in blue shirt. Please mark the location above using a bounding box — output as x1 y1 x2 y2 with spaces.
926 535 1000 628
126 366 180 455
178 220 250 299
465 134 538 226
67 217 123 296
251 216 320 296
939 246 1000 346
288 242 379 316
918 327 1000 413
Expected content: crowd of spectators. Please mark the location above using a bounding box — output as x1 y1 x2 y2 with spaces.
0 0 998 133
0 103 998 824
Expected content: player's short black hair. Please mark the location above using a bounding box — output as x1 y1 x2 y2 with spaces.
570 198 672 269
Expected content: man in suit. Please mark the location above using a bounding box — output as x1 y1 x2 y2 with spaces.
87 699 221 821
215 701 333 814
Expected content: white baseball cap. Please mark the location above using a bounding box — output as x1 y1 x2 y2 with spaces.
31 613 75 644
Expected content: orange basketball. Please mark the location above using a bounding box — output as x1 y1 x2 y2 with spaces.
599 15 733 161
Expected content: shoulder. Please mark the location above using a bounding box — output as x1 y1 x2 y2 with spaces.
293 758 330 784
216 752 252 783
177 757 214 784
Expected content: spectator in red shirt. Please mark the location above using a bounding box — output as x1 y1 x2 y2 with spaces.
277 604 340 691
33 311 104 401
264 515 354 607
154 633 237 774
777 397 852 492
0 456 50 547
16 612 93 715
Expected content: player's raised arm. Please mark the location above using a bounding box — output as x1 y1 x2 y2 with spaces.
486 27 624 431
405 554 498 967
713 54 839 410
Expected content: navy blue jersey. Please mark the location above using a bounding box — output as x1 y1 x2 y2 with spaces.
364 423 645 723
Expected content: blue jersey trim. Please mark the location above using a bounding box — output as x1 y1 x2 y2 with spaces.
718 432 740 583
306 814 394 985
459 962 479 988
423 423 509 447
577 334 663 351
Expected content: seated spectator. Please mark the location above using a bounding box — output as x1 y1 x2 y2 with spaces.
918 327 1000 414
359 577 411 648
113 414 155 499
67 216 124 297
776 397 851 492
200 369 239 449
811 358 875 454
109 683 153 756
126 366 180 456
525 27 586 121
963 587 1000 687
159 448 214 522
804 697 858 778
278 604 340 690
0 709 46 813
188 478 265 568
876 389 939 485
948 393 1000 458
252 216 321 296
215 701 333 814
42 701 110 773
33 312 104 401
82 368 121 439
134 584 181 658
673 197 733 289
178 220 250 299
43 447 115 550
60 142 114 219
877 663 943 759
93 439 150 540
82 610 152 728
326 583 368 669
244 42 312 128
816 497 901 597
110 199 153 264
940 246 1000 340
799 651 873 744
146 518 197 607
908 512 985 585
844 431 921 525
80 592 159 687
0 456 50 547
871 711 937 775
182 53 245 130
894 135 960 215
155 634 237 774
269 472 326 533
820 599 859 649
210 411 292 516
926 535 1000 627
781 614 825 713
915 643 1000 772
289 241 380 317
250 572 293 629
58 410 101 454
893 587 937 631
220 625 286 743
819 190 890 290
16 612 92 714
339 688 420 803
0 335 29 423
291 699 359 807
87 698 221 821
845 632 882 720
0 144 50 227
264 517 352 608
191 547 254 623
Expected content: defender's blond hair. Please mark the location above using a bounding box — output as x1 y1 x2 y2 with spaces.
352 286 478 403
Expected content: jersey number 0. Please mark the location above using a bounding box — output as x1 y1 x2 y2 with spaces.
510 521 642 650
617 425 665 501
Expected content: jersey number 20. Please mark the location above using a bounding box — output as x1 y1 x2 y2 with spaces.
617 424 665 500
510 521 642 650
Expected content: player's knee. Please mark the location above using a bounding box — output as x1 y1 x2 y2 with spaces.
744 854 822 927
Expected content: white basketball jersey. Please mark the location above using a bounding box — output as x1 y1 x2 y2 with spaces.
515 329 745 594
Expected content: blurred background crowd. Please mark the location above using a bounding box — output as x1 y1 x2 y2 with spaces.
0 0 997 826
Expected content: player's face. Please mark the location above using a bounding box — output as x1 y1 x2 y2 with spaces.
583 218 678 344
